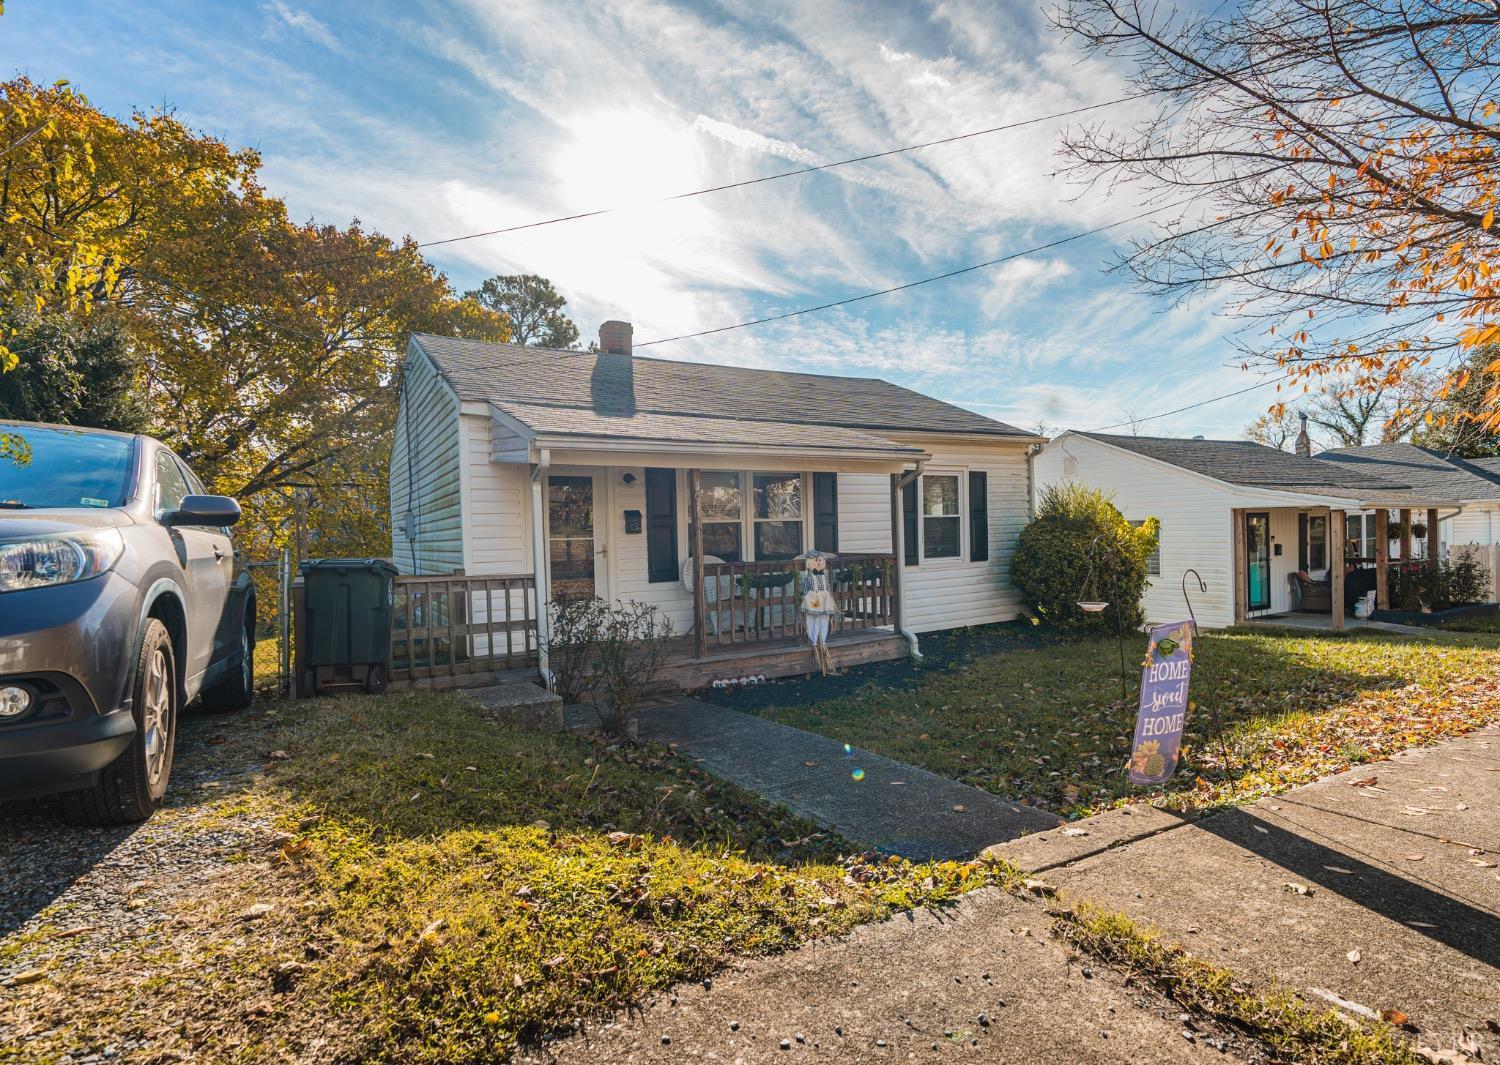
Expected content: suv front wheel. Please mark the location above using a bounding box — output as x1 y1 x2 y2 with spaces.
62 619 178 826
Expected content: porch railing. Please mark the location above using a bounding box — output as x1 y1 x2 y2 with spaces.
391 573 538 686
698 553 897 648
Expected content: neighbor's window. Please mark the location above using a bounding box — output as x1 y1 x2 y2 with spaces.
753 472 803 560
1307 514 1328 570
922 474 961 559
1130 519 1162 577
690 471 743 562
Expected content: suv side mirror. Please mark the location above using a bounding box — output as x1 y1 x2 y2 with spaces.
162 494 242 527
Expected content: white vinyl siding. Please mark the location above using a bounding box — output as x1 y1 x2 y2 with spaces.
1033 435 1241 628
390 344 464 575
461 414 530 575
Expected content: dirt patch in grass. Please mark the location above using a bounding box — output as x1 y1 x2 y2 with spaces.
748 626 1500 817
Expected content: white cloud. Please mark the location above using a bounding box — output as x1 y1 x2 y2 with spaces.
981 258 1074 316
265 1 350 56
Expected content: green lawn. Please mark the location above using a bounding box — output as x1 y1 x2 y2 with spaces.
253 693 1016 1063
1437 611 1500 634
752 626 1500 817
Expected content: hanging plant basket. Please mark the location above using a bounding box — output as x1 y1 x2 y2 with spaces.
1387 521 1408 541
1410 521 1429 540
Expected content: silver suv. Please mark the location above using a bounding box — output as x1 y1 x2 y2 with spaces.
0 421 255 824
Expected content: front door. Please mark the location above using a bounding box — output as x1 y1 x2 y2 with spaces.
547 473 604 601
1245 511 1271 612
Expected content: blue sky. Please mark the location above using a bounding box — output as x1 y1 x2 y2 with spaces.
0 0 1278 436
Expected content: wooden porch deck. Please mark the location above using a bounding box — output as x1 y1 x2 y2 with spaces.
660 627 909 690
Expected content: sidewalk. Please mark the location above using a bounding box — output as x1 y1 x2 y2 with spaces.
636 699 1060 859
993 727 1500 1061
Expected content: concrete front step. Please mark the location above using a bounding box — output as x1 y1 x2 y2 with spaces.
462 681 564 729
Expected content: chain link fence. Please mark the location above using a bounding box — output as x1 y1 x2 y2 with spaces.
244 549 293 697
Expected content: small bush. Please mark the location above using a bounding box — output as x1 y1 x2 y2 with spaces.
1387 555 1491 611
543 596 674 737
1011 484 1159 634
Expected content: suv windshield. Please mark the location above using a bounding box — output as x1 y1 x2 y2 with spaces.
0 424 137 509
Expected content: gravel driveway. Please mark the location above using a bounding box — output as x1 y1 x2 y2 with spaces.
0 705 340 1064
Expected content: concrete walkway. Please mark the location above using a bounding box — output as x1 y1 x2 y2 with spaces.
993 727 1500 1062
637 699 1060 860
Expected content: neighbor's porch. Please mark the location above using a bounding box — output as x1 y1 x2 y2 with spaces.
1231 503 1452 630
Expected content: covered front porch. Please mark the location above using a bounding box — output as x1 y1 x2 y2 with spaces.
508 425 930 687
1232 501 1456 630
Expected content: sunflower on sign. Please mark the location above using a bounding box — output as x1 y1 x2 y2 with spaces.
1131 740 1166 779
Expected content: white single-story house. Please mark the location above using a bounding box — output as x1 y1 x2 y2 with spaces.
390 322 1042 687
1032 429 1500 630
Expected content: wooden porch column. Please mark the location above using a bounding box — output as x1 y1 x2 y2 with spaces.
1399 508 1412 561
1427 507 1441 576
1374 508 1389 610
1231 508 1247 623
1330 509 1347 630
690 469 705 659
889 474 905 632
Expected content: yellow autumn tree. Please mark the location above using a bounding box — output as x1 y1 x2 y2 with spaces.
1053 0 1499 434
0 77 510 614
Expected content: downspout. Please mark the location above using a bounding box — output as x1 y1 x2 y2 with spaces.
530 448 554 690
893 459 927 661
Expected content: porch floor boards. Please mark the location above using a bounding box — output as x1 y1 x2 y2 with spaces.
661 627 907 690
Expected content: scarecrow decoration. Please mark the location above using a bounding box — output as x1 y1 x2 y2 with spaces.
797 549 840 675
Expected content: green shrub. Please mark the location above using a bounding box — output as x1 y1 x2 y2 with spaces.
544 596 674 736
1388 555 1491 611
1011 484 1159 634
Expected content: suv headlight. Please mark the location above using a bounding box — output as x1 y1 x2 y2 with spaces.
0 529 126 593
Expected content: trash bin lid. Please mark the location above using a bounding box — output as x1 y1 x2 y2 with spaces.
299 557 399 576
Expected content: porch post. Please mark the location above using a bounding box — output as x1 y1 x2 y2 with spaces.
1330 509 1347 631
889 474 905 632
1399 508 1412 561
690 469 706 659
1374 508 1389 610
1231 508 1247 623
530 465 553 683
1427 507 1441 575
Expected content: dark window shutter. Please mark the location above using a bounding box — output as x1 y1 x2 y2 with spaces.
1298 512 1308 571
813 472 839 552
968 471 989 562
645 468 677 583
902 480 919 566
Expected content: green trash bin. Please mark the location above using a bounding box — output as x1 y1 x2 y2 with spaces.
300 558 398 695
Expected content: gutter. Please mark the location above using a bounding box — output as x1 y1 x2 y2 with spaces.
529 448 555 690
893 459 927 662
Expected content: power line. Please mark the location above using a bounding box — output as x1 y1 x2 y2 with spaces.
417 93 1151 251
187 91 1151 289
1087 373 1291 432
635 197 1191 347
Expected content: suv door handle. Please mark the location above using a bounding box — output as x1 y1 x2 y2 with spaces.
213 546 227 563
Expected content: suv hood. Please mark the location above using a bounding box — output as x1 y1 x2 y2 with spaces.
0 509 136 539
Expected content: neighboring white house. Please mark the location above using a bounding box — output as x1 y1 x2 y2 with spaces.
1032 431 1500 629
390 323 1042 684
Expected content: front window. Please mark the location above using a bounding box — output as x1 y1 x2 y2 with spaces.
1307 514 1328 570
922 475 961 559
692 471 744 562
753 472 803 560
0 424 136 510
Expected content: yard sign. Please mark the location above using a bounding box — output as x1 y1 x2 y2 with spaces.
1128 620 1195 785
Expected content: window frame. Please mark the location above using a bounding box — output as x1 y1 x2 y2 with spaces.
1130 519 1161 577
917 470 966 562
684 469 811 563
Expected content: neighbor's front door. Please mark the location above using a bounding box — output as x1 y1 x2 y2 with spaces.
547 473 605 600
1245 511 1271 612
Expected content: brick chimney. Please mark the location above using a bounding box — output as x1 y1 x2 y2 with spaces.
598 320 633 356
1295 411 1312 457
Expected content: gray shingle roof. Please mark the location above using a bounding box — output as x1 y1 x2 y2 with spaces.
1075 433 1500 504
495 402 924 454
1318 443 1500 500
413 333 1030 443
